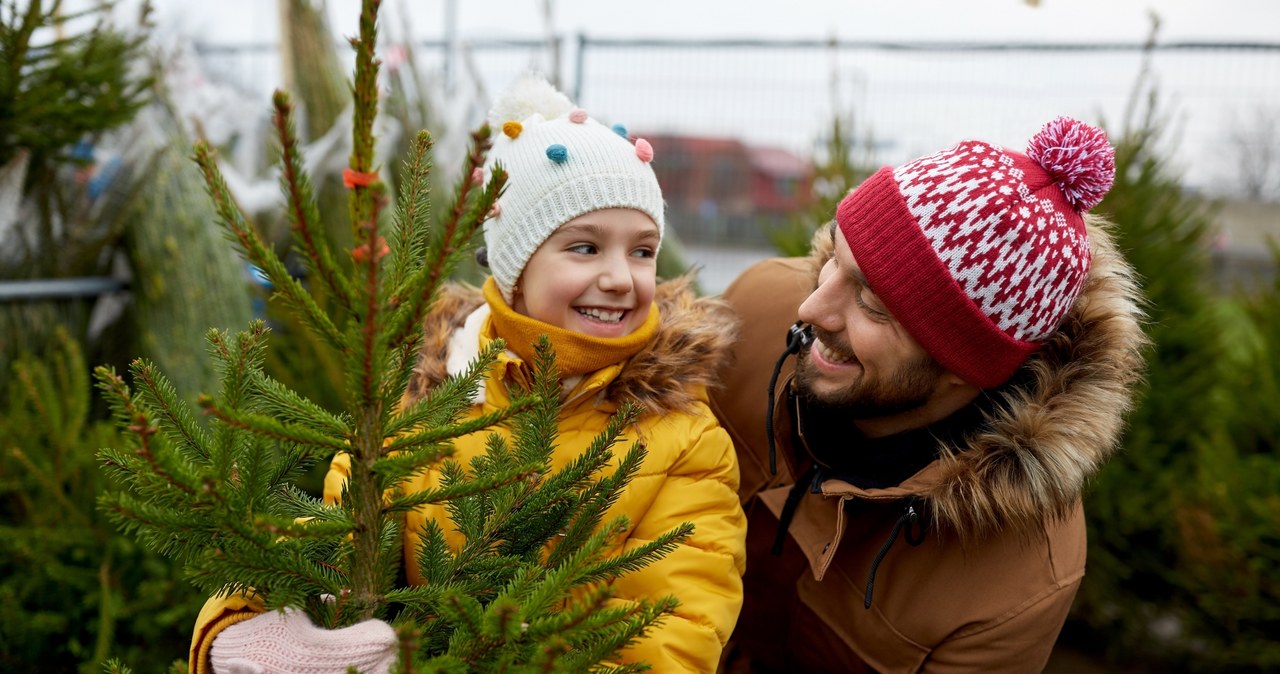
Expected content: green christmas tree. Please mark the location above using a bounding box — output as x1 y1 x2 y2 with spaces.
95 1 688 670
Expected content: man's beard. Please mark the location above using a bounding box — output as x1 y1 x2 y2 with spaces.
795 343 945 419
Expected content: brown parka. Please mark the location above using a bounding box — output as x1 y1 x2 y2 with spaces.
711 219 1147 674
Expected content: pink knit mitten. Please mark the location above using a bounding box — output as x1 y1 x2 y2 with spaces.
209 608 397 674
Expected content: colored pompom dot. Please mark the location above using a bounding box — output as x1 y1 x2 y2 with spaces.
546 144 568 163
488 202 502 218
471 167 484 185
611 123 628 138
474 246 489 268
502 121 523 139
569 108 589 123
635 138 654 163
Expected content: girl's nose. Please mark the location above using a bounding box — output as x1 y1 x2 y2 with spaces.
597 253 634 293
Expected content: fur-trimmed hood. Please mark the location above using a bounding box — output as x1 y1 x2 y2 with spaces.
406 275 740 416
803 216 1149 540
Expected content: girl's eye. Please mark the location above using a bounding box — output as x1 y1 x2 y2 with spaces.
631 247 656 259
568 243 597 255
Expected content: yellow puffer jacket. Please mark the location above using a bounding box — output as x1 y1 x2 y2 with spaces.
189 277 747 674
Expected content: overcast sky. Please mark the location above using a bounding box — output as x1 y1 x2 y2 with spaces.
99 0 1280 45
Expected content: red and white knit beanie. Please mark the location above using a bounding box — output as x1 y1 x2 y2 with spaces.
836 117 1116 388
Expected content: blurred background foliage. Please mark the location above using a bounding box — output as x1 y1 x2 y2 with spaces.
1 2 1278 673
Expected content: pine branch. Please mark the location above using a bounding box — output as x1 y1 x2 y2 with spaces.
193 147 346 350
384 460 540 515
384 400 534 455
545 441 646 570
579 521 695 586
386 131 502 351
9 445 95 530
130 358 214 464
206 325 266 409
93 371 201 501
516 521 628 621
13 356 64 451
271 90 356 315
248 370 351 437
387 129 434 294
197 396 346 451
385 339 506 437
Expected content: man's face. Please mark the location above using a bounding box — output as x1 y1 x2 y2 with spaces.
795 226 946 419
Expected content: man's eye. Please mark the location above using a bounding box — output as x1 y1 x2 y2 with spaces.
856 289 888 320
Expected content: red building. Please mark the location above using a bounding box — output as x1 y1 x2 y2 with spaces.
642 134 814 245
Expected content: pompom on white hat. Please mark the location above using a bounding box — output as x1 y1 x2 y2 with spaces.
479 75 665 302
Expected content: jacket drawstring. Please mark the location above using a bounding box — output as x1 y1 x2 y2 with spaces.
864 499 927 609
771 466 822 556
767 321 812 475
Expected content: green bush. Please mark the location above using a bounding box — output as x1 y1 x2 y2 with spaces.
1073 80 1280 673
0 330 203 673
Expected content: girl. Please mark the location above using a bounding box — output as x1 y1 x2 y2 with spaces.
193 76 747 674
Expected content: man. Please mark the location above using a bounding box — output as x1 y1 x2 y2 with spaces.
712 117 1148 673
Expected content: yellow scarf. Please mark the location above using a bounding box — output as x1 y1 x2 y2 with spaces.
482 277 659 377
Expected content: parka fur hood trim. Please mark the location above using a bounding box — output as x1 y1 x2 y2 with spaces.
807 216 1148 540
407 275 739 416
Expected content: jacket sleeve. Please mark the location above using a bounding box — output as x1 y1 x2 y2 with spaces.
187 592 265 674
920 576 1079 674
187 456 353 674
609 412 749 673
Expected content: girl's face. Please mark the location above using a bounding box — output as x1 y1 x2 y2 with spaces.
512 208 660 339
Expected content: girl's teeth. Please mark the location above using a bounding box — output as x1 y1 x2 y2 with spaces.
579 308 624 323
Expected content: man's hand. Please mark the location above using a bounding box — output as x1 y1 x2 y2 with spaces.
210 607 397 674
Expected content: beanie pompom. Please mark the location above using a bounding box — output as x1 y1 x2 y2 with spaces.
569 108 588 123
487 74 574 128
611 123 628 139
546 144 568 163
1026 116 1115 211
502 121 523 139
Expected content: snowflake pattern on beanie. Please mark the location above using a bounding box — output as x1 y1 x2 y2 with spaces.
893 140 1090 343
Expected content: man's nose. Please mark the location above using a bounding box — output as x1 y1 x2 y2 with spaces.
798 274 839 331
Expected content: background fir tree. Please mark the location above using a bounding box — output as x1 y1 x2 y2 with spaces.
96 1 690 670
0 328 202 674
1069 22 1280 670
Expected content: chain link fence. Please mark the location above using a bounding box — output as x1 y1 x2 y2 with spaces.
192 35 1280 290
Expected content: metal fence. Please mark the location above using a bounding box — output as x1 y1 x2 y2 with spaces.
191 35 1280 291
197 35 1280 193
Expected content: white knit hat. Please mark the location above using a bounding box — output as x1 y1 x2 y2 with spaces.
480 75 665 302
